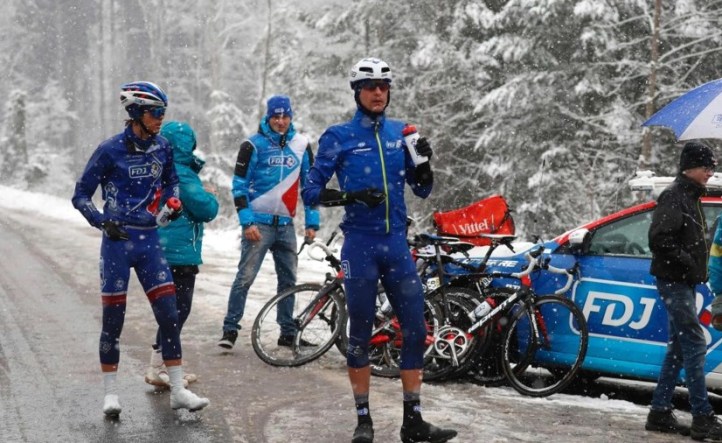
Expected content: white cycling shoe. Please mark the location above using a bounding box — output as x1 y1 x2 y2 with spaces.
145 364 171 387
103 394 122 417
170 388 209 412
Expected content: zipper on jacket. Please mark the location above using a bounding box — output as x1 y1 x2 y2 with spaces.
373 120 390 233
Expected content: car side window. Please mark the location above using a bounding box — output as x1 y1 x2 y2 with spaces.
704 204 722 244
588 211 653 257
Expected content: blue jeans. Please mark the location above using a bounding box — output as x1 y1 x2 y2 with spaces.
223 223 298 336
651 279 713 417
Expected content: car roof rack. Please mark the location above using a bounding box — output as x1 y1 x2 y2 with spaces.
629 170 722 198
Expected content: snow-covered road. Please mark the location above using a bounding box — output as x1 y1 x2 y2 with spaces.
0 185 701 442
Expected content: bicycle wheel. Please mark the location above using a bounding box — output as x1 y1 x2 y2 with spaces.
424 288 486 381
369 298 442 378
251 283 346 367
467 288 515 387
501 294 588 397
334 286 349 357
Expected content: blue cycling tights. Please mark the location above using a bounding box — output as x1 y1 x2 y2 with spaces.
341 230 426 369
99 227 181 366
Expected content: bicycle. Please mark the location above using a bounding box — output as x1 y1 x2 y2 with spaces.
372 232 588 397
251 232 348 367
367 234 485 381
462 241 588 397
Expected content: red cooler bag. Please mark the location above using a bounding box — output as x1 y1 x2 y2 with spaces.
432 195 515 246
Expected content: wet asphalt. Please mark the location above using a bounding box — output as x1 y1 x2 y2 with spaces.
2 209 721 443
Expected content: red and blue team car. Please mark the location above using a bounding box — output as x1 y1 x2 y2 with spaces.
441 171 722 390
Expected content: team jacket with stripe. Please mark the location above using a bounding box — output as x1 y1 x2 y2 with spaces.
233 118 319 229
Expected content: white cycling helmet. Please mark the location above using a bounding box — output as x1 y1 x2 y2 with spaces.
349 57 392 89
120 81 168 119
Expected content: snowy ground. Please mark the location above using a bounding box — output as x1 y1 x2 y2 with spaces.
0 185 697 442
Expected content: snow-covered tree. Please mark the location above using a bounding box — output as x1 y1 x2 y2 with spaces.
1 90 28 183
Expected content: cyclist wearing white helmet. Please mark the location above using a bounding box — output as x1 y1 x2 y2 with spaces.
72 81 210 417
119 81 168 138
302 58 456 443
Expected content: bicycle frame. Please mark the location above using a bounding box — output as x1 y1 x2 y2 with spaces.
297 274 343 330
415 236 576 368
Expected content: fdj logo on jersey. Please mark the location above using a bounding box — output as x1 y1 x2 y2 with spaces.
129 161 162 178
268 156 297 168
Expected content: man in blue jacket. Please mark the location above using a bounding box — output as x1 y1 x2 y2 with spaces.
144 121 219 389
218 95 319 349
302 58 456 443
71 81 209 416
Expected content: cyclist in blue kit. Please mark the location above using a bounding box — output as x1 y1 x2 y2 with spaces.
302 58 456 443
71 81 209 417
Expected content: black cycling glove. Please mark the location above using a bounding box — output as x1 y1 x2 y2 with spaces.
101 220 129 241
319 188 386 208
168 205 183 221
347 188 386 207
414 162 433 187
415 137 433 160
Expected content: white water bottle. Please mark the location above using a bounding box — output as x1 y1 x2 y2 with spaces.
156 197 182 227
469 297 496 321
402 124 429 166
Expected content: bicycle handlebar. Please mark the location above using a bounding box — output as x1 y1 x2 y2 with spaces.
494 249 576 294
508 250 541 279
307 240 335 261
542 260 577 295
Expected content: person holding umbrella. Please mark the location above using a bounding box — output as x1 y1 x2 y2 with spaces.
647 142 720 439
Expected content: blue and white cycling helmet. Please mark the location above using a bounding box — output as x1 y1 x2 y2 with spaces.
349 57 392 89
120 81 168 119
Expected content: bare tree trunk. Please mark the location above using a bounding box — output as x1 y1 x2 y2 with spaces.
258 0 272 121
98 0 107 137
364 14 370 54
640 0 661 171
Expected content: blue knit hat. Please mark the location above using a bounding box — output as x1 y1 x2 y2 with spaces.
266 95 293 119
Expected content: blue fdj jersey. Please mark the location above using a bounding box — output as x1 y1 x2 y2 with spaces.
72 126 179 228
303 110 431 234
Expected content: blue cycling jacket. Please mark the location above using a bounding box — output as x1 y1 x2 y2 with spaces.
72 126 179 228
232 118 319 229
302 110 432 234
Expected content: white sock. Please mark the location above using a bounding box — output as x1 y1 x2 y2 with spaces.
167 365 185 391
103 371 118 396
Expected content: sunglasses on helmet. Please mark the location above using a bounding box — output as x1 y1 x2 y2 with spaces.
361 81 390 92
146 107 166 119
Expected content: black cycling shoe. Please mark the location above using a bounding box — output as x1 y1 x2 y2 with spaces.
352 422 374 443
400 421 457 443
277 335 316 347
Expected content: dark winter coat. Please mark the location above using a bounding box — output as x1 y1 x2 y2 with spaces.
157 121 219 266
649 173 709 285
